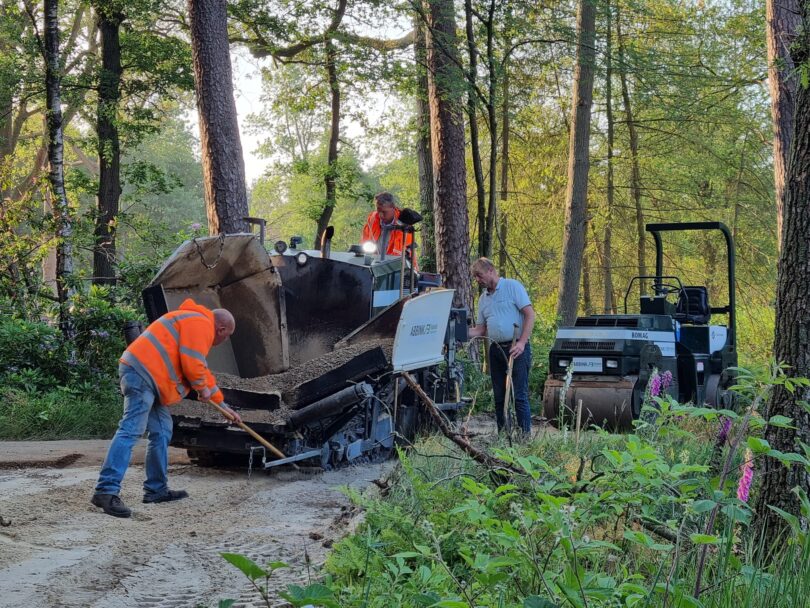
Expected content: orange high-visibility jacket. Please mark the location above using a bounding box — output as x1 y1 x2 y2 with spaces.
120 299 225 406
361 208 415 259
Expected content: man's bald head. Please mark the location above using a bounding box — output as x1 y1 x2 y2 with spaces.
212 309 235 345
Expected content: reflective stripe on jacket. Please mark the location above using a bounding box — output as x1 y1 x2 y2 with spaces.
361 209 415 260
120 298 224 406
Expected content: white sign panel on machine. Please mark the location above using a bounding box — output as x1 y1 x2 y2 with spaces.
392 289 455 372
572 357 603 373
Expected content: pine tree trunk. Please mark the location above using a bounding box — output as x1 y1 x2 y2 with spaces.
498 66 510 276
582 228 592 315
755 5 810 541
556 0 596 326
415 16 435 272
766 0 799 251
44 0 74 332
426 0 472 309
316 40 340 249
616 10 644 286
603 0 616 314
93 10 122 285
188 0 249 235
484 6 497 259
464 0 486 259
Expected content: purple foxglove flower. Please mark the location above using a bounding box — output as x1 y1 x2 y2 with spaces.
649 374 662 398
737 449 754 503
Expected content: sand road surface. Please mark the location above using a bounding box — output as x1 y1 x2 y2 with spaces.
0 440 390 608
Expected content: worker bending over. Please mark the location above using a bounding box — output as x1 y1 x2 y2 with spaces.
91 299 241 518
468 258 536 435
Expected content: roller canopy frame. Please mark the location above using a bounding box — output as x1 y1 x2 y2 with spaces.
645 222 736 349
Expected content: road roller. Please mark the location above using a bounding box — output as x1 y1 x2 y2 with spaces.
543 222 738 430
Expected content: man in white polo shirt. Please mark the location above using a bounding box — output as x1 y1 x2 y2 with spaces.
468 257 536 434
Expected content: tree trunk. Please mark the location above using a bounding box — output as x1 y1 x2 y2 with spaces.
756 4 810 541
426 0 472 309
316 40 340 249
93 10 122 285
582 228 592 315
44 0 74 331
415 16 435 272
603 0 616 314
616 10 644 286
498 66 509 276
766 0 799 251
555 0 596 326
464 0 486 259
484 2 497 259
188 0 249 235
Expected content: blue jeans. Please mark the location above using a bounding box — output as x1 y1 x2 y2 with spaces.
95 365 173 497
489 342 532 434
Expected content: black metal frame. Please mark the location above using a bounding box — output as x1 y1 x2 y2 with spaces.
645 222 736 349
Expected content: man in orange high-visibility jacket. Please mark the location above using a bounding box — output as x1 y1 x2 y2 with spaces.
91 299 241 518
361 192 416 266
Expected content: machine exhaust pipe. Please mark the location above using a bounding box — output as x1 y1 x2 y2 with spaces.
287 382 373 429
321 225 334 259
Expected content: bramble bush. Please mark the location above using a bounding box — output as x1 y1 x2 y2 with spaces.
219 365 810 607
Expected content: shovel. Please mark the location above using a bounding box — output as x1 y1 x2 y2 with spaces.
207 400 290 463
501 324 520 435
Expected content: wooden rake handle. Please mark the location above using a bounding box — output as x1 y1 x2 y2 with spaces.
207 400 287 460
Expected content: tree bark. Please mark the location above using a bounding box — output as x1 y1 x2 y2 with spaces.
464 0 486 259
316 40 340 249
415 16 435 272
44 0 74 331
484 0 497 259
756 3 810 541
766 0 799 252
555 0 596 326
616 10 644 287
426 0 472 309
188 0 249 235
603 0 616 314
498 65 509 276
582 227 592 315
93 9 122 285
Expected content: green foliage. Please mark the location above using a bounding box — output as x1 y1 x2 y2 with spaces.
277 370 809 607
0 384 121 440
0 286 141 439
218 552 337 608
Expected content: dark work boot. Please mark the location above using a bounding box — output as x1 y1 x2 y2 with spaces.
91 493 132 518
143 489 189 504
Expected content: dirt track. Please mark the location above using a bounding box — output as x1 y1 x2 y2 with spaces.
0 440 391 608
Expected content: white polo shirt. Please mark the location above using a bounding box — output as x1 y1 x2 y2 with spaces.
476 278 532 343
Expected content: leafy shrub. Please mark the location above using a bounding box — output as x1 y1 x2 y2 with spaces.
311 368 810 607
69 285 142 376
0 286 141 439
0 316 69 387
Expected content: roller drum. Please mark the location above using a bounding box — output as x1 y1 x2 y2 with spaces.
543 376 638 431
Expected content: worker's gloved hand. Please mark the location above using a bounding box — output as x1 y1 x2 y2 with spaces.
221 404 242 425
509 340 526 358
197 386 213 401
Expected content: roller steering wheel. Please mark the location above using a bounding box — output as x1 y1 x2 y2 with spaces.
655 283 683 298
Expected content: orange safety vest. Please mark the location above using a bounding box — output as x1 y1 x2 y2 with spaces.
120 299 225 406
362 208 415 260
